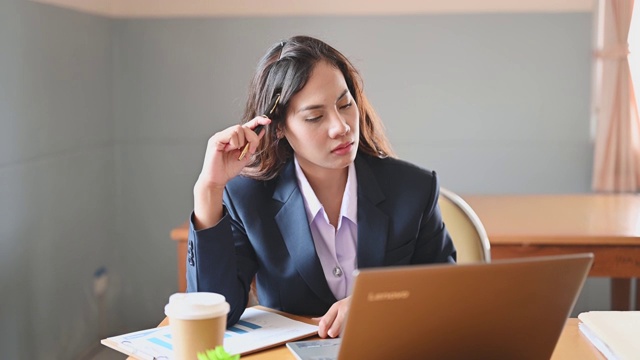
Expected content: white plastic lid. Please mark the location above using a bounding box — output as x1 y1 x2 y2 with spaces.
164 292 230 320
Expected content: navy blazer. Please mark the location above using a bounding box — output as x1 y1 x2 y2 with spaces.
187 153 456 325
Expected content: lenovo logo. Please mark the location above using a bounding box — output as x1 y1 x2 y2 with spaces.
367 291 410 302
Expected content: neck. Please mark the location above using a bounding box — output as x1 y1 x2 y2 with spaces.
299 163 349 228
303 166 348 196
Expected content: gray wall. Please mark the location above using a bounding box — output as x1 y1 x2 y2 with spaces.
0 1 115 358
1 6 603 358
112 13 598 329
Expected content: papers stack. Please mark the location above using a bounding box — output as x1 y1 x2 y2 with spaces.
102 307 318 360
578 311 640 360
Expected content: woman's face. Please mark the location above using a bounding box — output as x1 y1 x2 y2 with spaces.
283 61 360 178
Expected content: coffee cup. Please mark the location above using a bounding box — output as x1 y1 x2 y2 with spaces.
164 292 230 360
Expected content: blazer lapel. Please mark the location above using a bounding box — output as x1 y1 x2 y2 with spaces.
355 156 389 268
273 161 337 304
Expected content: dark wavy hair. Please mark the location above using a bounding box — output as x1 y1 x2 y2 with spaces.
241 35 394 180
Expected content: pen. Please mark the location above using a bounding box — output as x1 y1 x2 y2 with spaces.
238 93 281 160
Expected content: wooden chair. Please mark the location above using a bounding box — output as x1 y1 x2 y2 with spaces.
438 187 491 263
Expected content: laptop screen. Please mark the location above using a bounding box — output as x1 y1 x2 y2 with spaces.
333 254 593 359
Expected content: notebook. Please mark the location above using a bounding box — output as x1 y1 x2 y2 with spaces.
287 253 593 360
578 311 640 359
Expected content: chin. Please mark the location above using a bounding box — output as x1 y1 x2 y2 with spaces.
334 154 356 169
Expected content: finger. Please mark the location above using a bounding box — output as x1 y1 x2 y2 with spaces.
242 117 273 154
326 308 346 338
241 124 261 143
318 305 339 338
225 126 245 151
209 131 239 154
233 126 246 150
244 116 272 132
209 134 229 152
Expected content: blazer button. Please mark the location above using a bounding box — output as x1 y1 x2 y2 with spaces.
333 266 343 277
188 258 195 266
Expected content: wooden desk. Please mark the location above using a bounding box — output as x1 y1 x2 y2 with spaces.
244 319 605 360
172 194 640 309
130 317 603 360
171 224 189 293
463 194 640 310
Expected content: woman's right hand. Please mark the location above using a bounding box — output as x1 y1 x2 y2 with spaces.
193 116 271 229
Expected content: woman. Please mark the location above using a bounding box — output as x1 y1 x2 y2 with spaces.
187 35 456 338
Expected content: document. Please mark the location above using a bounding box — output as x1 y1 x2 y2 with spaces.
101 307 318 360
578 311 640 360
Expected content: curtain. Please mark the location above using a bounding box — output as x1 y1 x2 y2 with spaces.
592 0 640 192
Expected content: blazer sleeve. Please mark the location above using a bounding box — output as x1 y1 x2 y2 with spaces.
185 188 258 326
410 172 457 264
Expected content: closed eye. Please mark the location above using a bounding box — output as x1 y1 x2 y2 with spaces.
340 102 353 110
306 102 351 121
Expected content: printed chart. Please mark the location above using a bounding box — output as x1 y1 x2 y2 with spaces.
102 308 318 359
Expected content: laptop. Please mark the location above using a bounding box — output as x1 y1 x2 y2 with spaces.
287 253 593 360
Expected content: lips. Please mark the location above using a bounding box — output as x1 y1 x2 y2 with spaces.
332 141 354 154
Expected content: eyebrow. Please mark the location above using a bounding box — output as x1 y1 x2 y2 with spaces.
296 89 350 113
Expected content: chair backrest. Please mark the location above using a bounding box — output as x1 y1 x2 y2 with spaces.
438 187 491 263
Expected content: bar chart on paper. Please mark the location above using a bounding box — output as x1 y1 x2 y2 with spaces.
226 319 263 336
101 308 319 359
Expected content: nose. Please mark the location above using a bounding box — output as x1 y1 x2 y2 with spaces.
328 112 350 139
